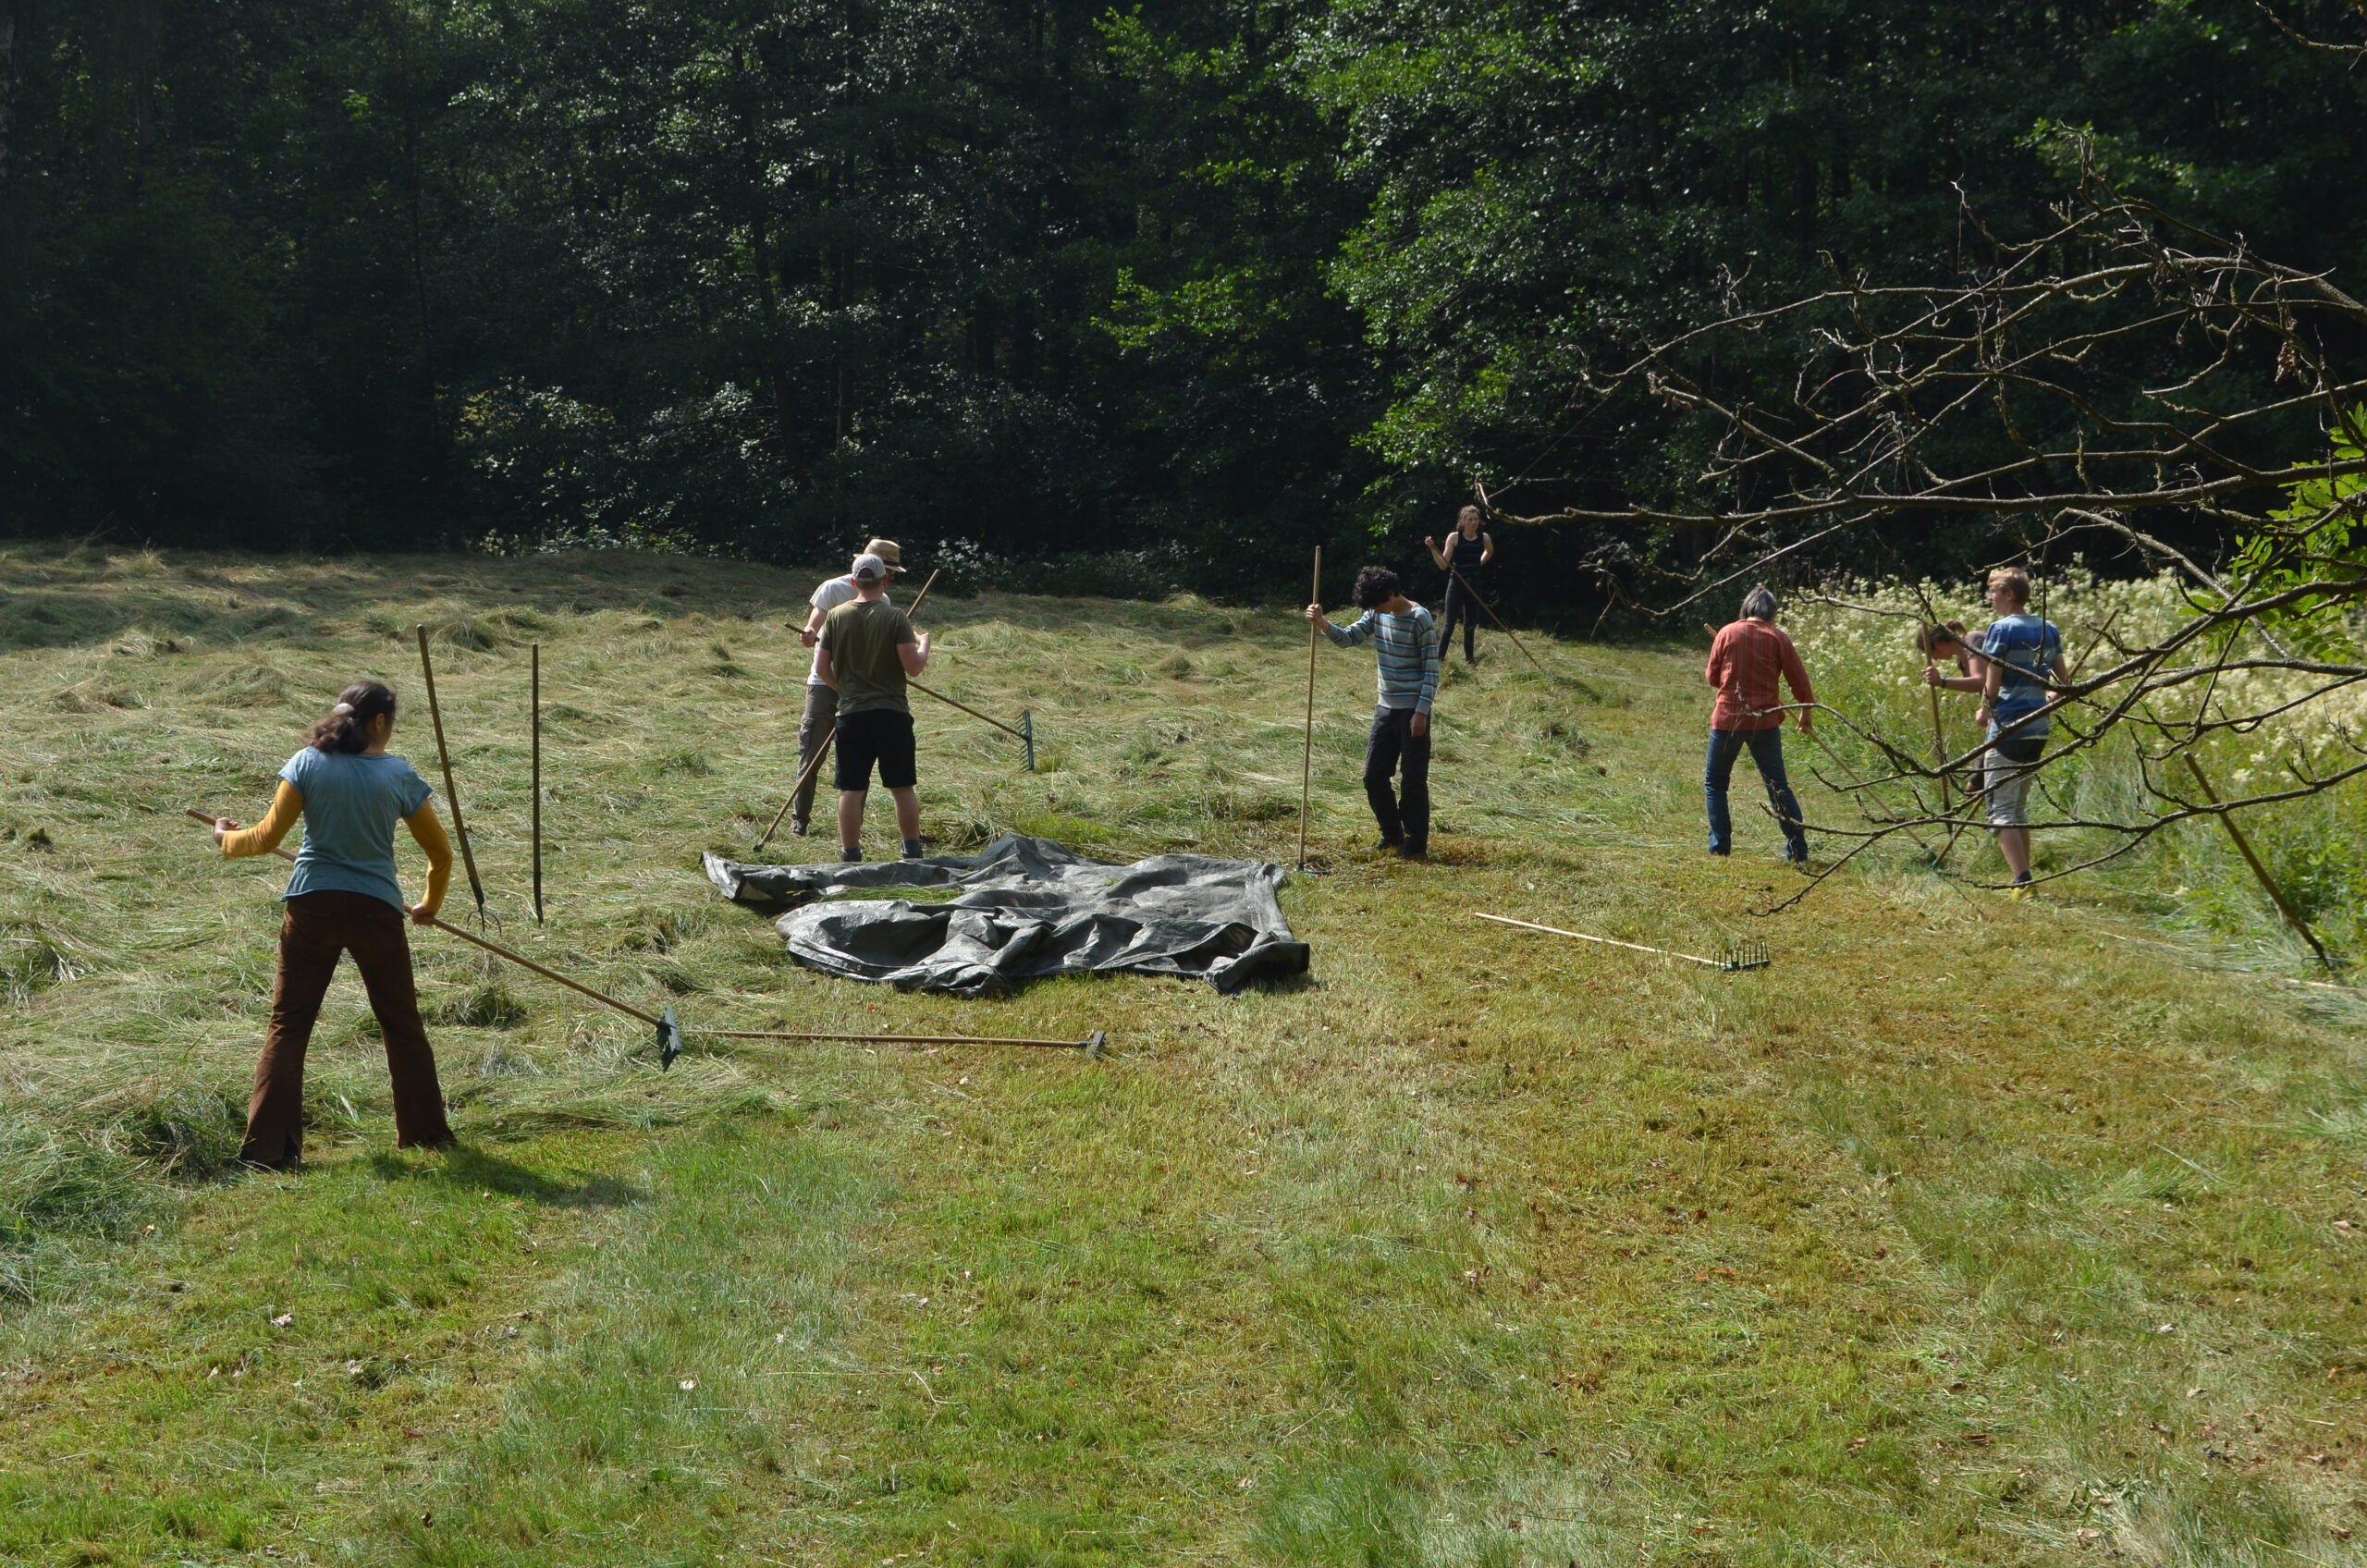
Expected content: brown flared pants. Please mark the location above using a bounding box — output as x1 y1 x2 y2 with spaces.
242 889 453 1167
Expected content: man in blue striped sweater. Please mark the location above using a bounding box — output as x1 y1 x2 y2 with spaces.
1308 567 1442 859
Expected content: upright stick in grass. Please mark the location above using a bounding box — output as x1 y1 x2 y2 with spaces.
754 570 940 856
530 642 544 925
414 624 490 924
1299 545 1321 869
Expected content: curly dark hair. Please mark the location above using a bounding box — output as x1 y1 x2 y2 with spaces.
1352 567 1401 610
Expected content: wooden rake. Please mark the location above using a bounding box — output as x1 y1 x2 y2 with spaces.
1444 561 1551 678
188 811 1108 1067
1474 912 1770 972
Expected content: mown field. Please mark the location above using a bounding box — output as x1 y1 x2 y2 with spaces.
3 544 2364 1567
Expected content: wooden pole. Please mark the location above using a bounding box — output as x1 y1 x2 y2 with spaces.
706 1027 1098 1051
414 625 489 922
193 815 1108 1060
1473 912 1728 969
901 569 941 619
189 810 655 1023
755 570 943 855
531 643 544 925
1299 546 1320 869
190 811 1103 1050
1446 561 1550 677
1925 681 1950 814
2180 754 2334 968
909 679 1028 741
755 739 838 855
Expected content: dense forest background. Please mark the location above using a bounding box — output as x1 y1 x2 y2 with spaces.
6 0 2367 606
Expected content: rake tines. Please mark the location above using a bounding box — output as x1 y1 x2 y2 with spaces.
1719 943 1771 972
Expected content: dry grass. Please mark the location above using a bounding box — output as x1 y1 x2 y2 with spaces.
0 542 2363 1565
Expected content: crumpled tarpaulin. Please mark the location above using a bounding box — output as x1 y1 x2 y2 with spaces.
702 834 1310 997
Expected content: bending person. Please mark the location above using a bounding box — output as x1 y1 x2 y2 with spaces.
212 681 456 1169
1425 504 1495 666
816 552 931 862
1307 566 1441 859
1703 585 1814 864
1916 619 1983 800
791 537 903 837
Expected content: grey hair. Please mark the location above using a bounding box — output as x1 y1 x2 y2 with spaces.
1740 586 1779 621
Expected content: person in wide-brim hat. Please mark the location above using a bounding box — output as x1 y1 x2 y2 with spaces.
861 538 903 575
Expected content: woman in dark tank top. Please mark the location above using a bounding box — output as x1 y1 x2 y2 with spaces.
1425 504 1495 664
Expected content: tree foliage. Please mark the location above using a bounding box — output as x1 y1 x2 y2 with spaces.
5 0 2365 599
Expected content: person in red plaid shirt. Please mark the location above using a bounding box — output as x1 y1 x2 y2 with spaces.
1703 586 1813 862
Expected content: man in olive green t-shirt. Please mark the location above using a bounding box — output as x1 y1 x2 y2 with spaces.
816 553 931 861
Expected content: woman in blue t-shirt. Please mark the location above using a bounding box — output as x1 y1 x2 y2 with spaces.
213 681 457 1167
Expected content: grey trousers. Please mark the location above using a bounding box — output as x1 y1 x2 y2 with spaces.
793 682 840 827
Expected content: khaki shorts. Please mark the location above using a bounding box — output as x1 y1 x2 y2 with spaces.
1983 738 2046 827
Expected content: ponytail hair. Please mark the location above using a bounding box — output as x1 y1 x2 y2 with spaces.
308 681 397 754
1915 619 1968 655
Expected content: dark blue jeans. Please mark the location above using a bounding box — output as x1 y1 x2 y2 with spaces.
1705 727 1808 860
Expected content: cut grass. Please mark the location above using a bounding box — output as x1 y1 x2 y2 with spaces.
0 541 2363 1565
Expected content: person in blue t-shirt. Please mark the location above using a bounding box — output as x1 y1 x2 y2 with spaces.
1923 568 2077 890
213 680 457 1168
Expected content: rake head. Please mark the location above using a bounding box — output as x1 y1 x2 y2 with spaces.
658 1005 686 1071
1719 944 1772 973
1083 1029 1108 1060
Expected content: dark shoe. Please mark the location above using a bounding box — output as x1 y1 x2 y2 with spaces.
1397 843 1429 861
1707 847 1731 857
1372 838 1401 853
790 817 810 838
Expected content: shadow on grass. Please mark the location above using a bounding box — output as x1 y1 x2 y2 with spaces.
365 1144 648 1208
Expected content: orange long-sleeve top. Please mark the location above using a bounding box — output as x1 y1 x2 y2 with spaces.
221 780 454 916
1705 619 1814 731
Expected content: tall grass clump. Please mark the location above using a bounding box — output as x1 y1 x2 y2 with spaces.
0 1118 157 1302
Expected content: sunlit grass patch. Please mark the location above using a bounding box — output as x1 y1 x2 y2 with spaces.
0 542 2363 1564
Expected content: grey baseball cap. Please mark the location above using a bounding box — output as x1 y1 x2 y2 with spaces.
850 553 890 582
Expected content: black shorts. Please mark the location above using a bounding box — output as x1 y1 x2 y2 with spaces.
834 709 917 790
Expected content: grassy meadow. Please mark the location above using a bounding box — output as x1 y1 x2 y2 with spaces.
2 543 2365 1566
